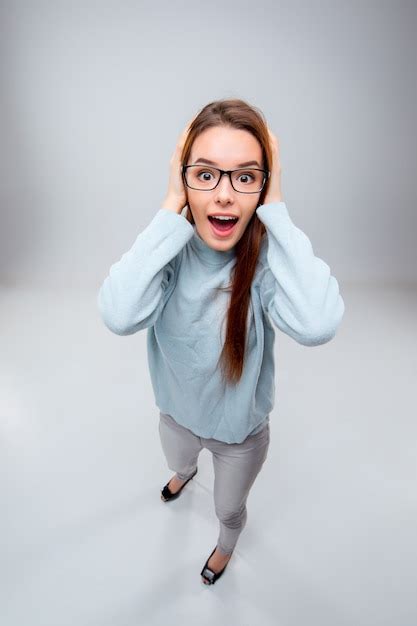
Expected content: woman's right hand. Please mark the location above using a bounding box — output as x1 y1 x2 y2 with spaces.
161 116 196 214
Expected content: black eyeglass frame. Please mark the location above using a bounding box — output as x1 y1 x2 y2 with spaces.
181 164 270 194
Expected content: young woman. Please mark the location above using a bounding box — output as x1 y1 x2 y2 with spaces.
97 98 345 586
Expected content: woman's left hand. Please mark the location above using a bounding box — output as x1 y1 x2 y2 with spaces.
263 127 283 204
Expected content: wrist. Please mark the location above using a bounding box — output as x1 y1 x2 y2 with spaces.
161 195 184 214
264 195 283 204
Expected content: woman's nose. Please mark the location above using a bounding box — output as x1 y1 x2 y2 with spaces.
215 172 234 196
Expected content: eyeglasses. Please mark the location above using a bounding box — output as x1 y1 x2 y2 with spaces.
182 164 270 194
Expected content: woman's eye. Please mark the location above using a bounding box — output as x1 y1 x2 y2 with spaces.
198 170 214 181
238 173 255 183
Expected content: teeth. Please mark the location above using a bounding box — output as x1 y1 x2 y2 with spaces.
211 215 237 220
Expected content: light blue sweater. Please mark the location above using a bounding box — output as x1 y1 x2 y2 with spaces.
97 202 345 443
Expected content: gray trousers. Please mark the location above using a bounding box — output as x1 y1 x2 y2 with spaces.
158 411 270 556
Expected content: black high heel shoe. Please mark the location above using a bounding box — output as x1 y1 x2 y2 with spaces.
160 467 198 502
200 545 233 585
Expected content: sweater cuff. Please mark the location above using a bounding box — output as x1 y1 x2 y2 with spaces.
155 208 195 235
256 201 289 224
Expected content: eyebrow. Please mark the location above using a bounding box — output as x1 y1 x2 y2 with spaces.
194 157 262 168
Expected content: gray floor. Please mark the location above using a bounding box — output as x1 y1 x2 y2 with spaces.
1 283 416 626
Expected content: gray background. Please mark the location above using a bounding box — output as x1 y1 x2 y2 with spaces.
1 2 416 626
1 0 416 287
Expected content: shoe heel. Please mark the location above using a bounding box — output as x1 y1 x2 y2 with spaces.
200 545 232 585
160 467 198 502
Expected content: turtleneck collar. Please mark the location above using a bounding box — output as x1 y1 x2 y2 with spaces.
190 225 236 266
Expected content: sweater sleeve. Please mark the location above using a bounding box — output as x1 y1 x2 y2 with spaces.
256 201 345 346
97 208 195 335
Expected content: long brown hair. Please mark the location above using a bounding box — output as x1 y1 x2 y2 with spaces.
180 98 273 385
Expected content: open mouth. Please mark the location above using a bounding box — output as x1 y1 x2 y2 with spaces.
208 216 239 237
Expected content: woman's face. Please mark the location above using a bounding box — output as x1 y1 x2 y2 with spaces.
185 126 264 252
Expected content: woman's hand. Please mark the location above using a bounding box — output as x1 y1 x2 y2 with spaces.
162 116 196 214
263 127 283 204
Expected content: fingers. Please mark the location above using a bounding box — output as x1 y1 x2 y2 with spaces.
176 115 196 153
266 125 280 163
267 125 278 145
